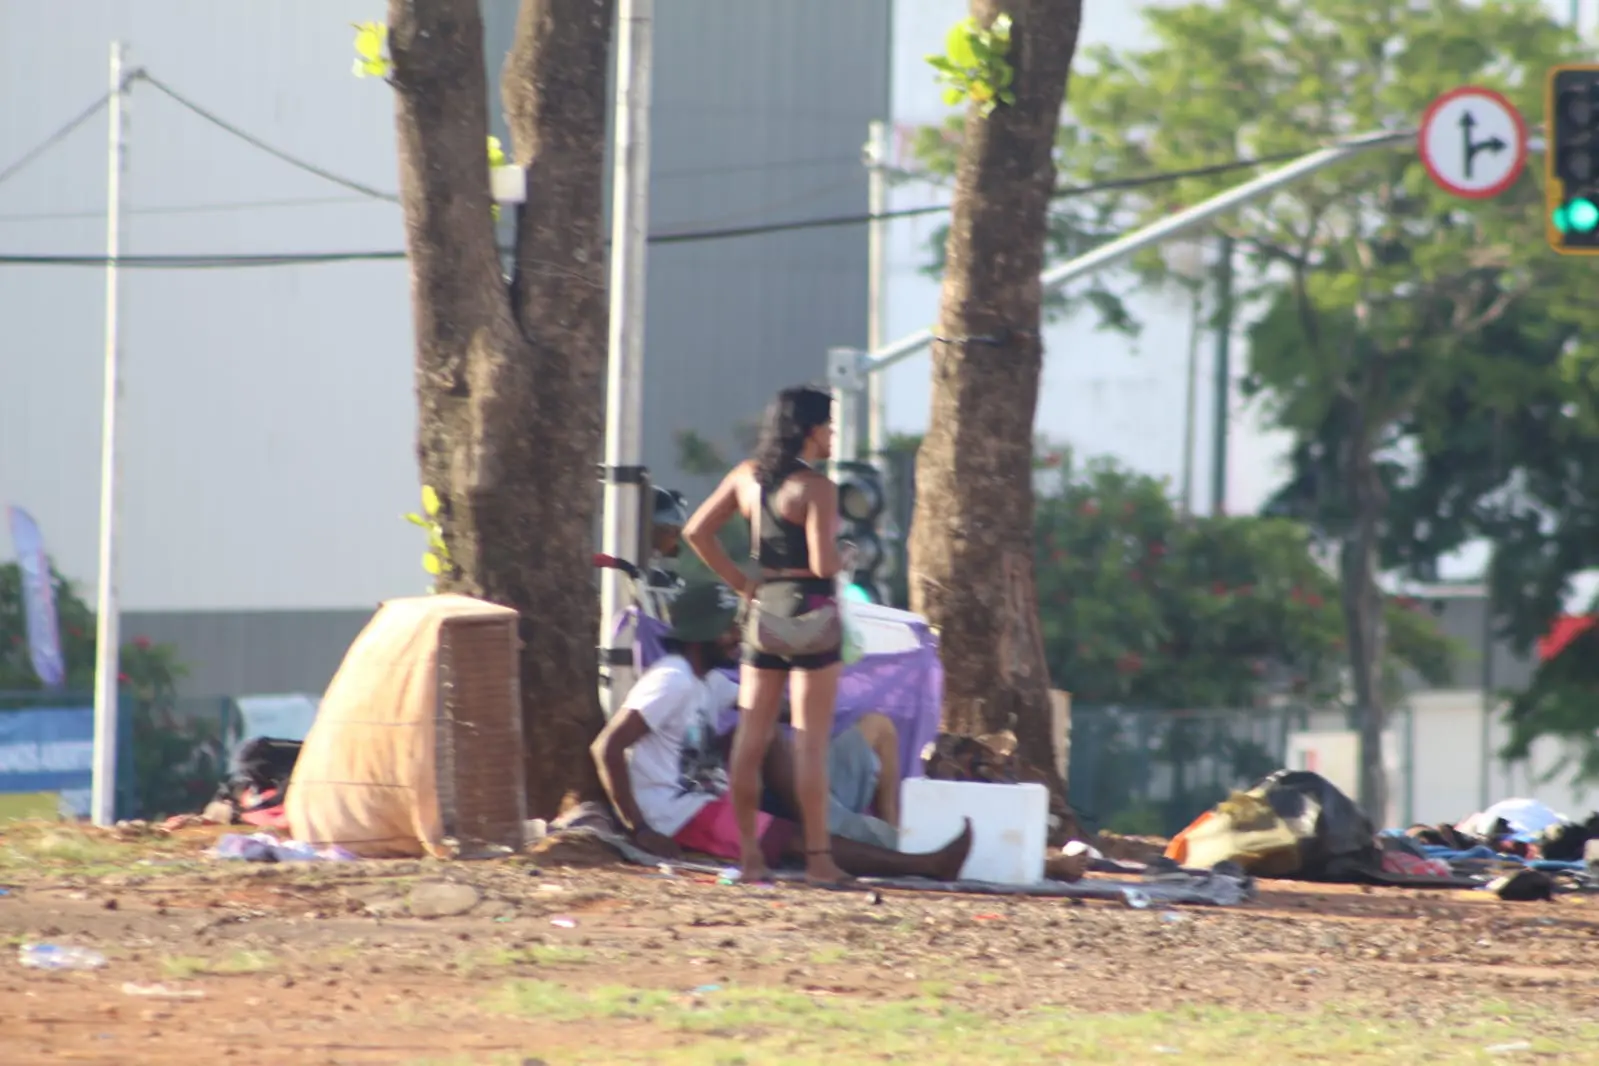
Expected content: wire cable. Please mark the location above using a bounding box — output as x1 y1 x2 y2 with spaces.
136 73 400 203
0 144 1338 268
0 92 113 189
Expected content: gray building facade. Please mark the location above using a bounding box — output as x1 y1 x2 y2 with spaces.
486 0 892 501
2 1 888 707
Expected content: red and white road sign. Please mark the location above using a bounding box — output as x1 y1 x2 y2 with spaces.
1418 86 1528 199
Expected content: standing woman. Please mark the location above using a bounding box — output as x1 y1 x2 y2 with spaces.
682 385 851 885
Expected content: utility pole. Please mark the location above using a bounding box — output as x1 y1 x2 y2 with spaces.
91 40 127 827
1180 281 1203 515
1209 234 1235 516
597 0 654 716
864 119 890 465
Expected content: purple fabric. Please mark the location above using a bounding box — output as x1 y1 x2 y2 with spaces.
613 607 941 785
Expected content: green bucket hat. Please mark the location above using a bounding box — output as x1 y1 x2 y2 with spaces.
666 582 740 643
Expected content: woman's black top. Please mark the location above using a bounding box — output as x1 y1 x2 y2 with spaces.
753 471 811 571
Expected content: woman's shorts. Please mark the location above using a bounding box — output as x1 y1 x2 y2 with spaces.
741 577 842 672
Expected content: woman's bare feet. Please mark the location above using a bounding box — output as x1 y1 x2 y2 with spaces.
803 849 853 887
929 818 975 882
738 845 774 885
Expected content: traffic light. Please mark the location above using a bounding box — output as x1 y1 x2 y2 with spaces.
835 461 888 603
1546 65 1599 255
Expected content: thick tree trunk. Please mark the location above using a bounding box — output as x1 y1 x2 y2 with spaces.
388 0 611 818
907 0 1082 791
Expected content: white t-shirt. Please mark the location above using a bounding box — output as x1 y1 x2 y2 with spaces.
623 655 740 837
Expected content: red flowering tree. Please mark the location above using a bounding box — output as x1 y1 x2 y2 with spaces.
1034 454 1453 709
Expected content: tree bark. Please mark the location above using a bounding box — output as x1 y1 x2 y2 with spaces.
388 0 612 817
907 0 1083 791
1342 454 1388 821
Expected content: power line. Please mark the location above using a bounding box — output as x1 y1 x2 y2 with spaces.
136 73 400 203
0 195 384 223
0 145 1327 269
0 92 113 188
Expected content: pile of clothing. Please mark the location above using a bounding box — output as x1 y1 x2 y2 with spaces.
202 737 303 829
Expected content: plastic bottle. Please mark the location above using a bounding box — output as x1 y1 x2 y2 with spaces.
18 944 108 970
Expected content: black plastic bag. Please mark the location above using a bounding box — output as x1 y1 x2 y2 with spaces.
1253 770 1380 880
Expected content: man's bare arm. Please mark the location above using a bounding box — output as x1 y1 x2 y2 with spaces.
589 708 653 832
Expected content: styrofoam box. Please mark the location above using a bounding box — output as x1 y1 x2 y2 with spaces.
898 778 1048 885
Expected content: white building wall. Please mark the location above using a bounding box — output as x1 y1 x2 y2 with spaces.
1 1 420 612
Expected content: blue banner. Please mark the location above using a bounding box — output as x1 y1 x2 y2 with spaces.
6 507 65 689
0 703 136 819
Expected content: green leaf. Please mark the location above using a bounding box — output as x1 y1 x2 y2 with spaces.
404 513 429 528
428 530 448 554
487 136 508 169
422 552 442 576
421 485 441 517
945 20 978 69
998 89 1017 106
942 86 966 106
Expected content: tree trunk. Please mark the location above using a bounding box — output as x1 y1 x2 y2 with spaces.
389 0 612 818
907 0 1083 791
1341 455 1388 821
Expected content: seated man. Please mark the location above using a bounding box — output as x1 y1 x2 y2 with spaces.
592 582 971 880
760 710 901 851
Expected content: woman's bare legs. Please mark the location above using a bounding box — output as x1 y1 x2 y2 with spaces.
731 664 785 880
790 661 849 884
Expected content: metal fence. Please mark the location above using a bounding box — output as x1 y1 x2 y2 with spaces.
1066 704 1314 838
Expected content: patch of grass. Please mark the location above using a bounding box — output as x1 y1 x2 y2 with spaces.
489 944 594 967
807 945 849 965
494 981 1599 1065
0 793 63 822
161 950 274 978
0 822 185 876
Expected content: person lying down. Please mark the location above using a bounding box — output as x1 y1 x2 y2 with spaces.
590 582 971 881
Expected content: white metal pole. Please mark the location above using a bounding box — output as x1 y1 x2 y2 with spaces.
91 41 127 827
861 129 1415 376
598 0 653 716
864 119 889 464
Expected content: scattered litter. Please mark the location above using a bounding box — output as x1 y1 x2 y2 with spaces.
1485 1042 1533 1056
656 864 676 877
1063 840 1105 861
972 913 1004 922
18 944 107 970
0 888 10 897
121 982 205 1000
214 833 357 863
549 916 577 929
1159 911 1185 924
494 916 512 924
691 984 722 994
524 818 549 840
1152 1047 1181 1055
1121 888 1153 909
537 883 567 894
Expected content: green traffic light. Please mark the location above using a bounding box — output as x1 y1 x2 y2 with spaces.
1569 198 1599 233
843 582 874 605
1554 204 1569 233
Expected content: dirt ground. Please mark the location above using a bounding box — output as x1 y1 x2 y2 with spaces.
2 825 1597 1064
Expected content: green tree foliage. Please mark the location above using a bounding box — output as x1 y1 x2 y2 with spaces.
1035 453 1454 710
0 562 210 818
970 0 1583 814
